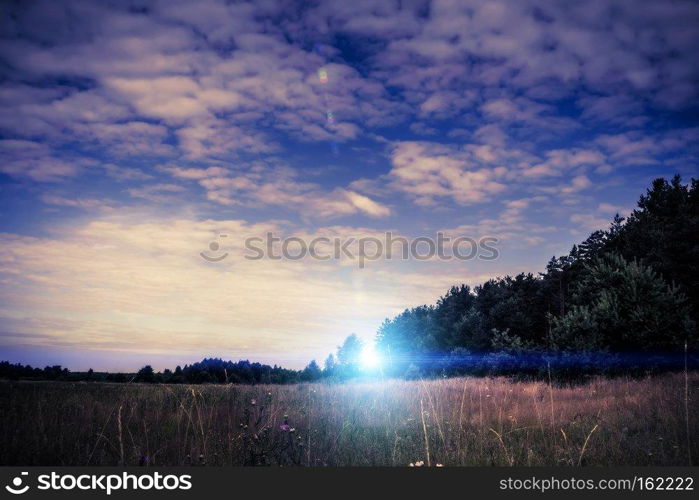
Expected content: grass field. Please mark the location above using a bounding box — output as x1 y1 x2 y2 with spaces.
1 373 696 466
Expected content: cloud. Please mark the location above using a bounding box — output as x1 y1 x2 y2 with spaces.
0 0 696 368
364 0 699 109
0 215 481 368
523 149 608 178
554 174 593 195
418 90 477 118
570 213 612 232
164 163 391 219
0 140 85 181
577 94 647 125
104 76 211 123
386 141 508 206
343 190 392 217
127 183 187 203
595 129 699 167
40 194 113 212
0 0 402 167
0 0 695 208
101 163 153 182
78 121 174 157
175 118 275 158
597 202 630 217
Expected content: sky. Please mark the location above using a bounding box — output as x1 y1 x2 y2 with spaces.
0 0 697 371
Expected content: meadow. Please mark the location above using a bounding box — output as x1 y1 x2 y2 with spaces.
1 373 696 466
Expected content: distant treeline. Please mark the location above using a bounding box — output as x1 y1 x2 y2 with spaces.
1 176 697 384
0 359 302 384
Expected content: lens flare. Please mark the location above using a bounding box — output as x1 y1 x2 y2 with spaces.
360 345 380 369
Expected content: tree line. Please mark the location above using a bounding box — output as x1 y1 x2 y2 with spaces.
0 359 302 384
1 176 696 383
365 175 698 380
320 175 698 381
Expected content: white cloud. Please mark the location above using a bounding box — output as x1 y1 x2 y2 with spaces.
570 213 611 232
523 149 607 178
164 163 391 219
387 141 508 206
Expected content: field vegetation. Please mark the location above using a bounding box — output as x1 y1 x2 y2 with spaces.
1 373 695 466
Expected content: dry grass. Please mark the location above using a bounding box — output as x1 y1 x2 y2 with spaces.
1 373 696 466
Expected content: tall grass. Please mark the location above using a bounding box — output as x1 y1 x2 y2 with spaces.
0 373 696 466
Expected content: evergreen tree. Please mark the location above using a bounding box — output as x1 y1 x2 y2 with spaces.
301 360 322 381
135 365 156 383
336 334 363 378
551 254 695 351
323 354 336 377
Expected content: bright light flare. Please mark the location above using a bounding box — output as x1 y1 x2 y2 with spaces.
360 344 380 370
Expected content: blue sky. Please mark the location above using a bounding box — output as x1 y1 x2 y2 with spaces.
0 0 697 370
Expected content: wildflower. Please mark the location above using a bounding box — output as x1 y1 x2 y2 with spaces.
279 424 291 431
250 399 256 405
